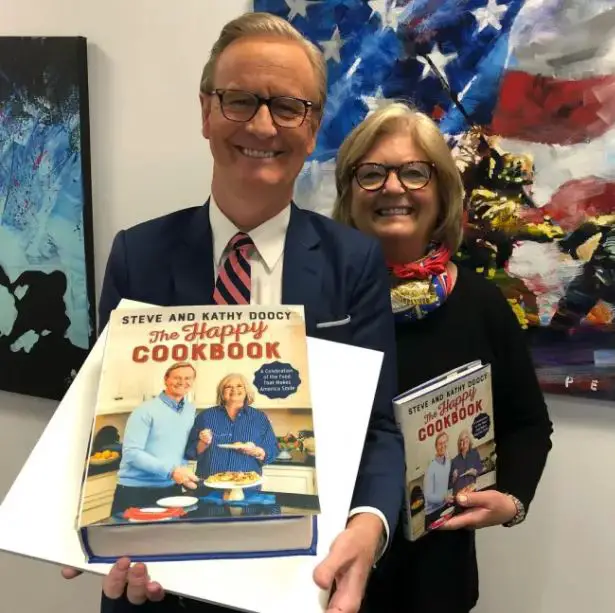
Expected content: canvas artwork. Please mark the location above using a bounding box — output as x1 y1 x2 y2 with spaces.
0 37 95 400
254 0 615 401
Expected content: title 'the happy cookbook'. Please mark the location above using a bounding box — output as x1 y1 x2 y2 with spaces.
76 304 320 563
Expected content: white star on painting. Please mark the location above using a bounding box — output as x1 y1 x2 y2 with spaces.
362 87 389 115
367 0 405 30
472 0 508 32
386 4 406 30
319 26 344 63
417 43 457 81
284 0 322 21
367 0 388 17
416 43 457 81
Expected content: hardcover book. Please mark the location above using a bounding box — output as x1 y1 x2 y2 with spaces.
77 304 320 562
393 361 496 541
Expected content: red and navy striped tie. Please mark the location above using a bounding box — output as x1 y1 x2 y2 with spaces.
213 232 253 305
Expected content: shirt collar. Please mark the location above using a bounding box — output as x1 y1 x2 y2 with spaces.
159 391 185 412
209 195 290 273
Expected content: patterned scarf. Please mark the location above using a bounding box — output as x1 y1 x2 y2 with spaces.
388 243 454 322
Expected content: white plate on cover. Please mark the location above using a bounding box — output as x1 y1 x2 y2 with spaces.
156 496 200 508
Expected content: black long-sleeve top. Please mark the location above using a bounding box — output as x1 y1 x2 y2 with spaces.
365 265 553 613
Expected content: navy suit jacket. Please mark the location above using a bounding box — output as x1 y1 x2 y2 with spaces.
98 201 405 613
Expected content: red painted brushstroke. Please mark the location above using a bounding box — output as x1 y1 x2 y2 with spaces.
491 71 615 145
543 176 615 231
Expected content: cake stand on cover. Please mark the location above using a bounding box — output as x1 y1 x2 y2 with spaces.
203 475 263 502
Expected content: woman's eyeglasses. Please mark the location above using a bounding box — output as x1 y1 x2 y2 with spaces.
209 89 317 128
353 161 435 191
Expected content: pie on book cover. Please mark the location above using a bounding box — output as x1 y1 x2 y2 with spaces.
394 363 496 541
77 305 320 529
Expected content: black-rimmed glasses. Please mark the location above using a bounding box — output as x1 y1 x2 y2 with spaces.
353 161 435 191
209 89 317 128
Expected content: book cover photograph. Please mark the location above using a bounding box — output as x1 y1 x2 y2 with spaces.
394 362 496 541
76 304 320 562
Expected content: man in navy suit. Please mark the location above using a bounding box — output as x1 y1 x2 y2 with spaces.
62 11 404 613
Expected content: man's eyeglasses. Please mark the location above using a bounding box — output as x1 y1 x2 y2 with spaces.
353 161 435 191
209 89 317 128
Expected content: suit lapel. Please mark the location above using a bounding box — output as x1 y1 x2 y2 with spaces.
282 204 323 325
170 201 215 306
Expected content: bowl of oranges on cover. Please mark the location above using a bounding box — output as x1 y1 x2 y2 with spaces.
90 449 120 465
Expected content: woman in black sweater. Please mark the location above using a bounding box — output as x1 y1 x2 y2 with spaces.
332 101 553 613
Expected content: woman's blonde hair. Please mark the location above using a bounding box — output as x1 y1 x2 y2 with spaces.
199 12 327 111
216 373 255 406
333 102 465 252
457 429 474 454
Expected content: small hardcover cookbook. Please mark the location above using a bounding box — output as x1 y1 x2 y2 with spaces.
76 304 320 563
393 361 496 541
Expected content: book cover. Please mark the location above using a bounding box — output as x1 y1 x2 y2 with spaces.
393 362 496 541
76 304 320 561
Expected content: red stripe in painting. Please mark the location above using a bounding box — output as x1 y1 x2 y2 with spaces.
542 176 615 231
490 71 615 145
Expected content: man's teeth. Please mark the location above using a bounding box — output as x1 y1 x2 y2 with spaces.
377 208 413 216
241 148 277 158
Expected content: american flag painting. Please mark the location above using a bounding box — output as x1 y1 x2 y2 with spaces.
253 0 615 402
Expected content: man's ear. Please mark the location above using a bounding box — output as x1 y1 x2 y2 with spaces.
306 113 321 156
200 92 212 140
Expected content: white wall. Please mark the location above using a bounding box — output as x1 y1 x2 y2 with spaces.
1 2 614 611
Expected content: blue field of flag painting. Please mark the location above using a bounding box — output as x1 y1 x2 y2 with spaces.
0 37 95 400
254 0 615 401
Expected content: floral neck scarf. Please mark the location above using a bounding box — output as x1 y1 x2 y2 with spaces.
388 243 454 322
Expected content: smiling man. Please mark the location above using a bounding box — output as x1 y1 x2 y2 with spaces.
62 11 405 613
109 362 200 517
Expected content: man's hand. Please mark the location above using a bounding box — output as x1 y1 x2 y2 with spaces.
61 558 165 604
104 557 165 603
313 513 382 613
441 490 517 531
171 466 200 489
61 567 82 580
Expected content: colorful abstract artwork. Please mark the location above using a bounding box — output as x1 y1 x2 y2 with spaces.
254 0 615 401
0 37 95 400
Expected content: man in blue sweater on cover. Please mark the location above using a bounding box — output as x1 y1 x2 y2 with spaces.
62 10 405 613
110 362 200 516
423 432 453 528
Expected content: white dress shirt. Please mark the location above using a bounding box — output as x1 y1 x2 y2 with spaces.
209 197 389 556
210 196 289 304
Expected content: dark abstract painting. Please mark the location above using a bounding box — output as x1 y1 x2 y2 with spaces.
254 0 615 402
0 37 95 400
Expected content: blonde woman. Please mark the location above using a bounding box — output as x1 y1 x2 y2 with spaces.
184 372 278 481
333 101 553 613
450 429 483 496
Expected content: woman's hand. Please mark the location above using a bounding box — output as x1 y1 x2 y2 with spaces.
241 442 265 461
198 429 213 446
440 490 517 530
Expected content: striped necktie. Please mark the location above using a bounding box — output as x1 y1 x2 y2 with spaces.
213 232 253 305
